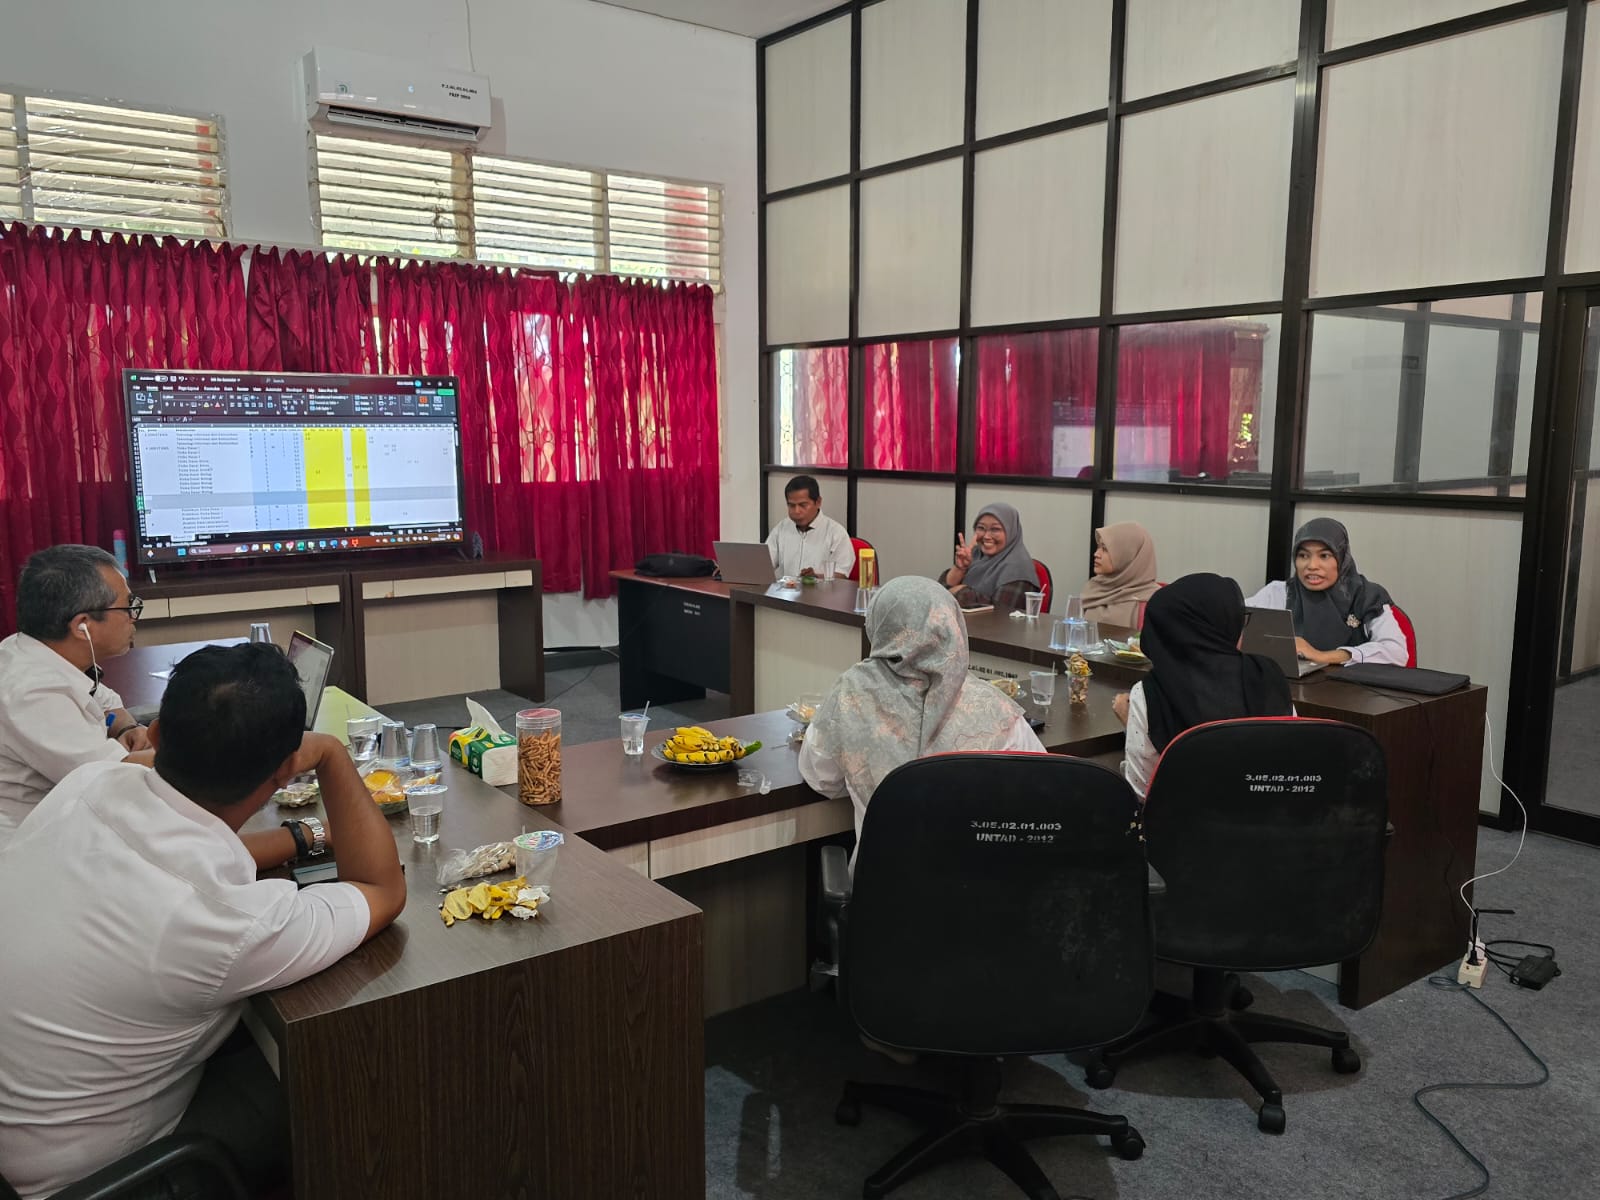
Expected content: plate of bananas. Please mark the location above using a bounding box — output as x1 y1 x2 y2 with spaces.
653 725 764 770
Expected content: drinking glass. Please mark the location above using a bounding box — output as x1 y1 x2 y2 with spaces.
410 723 443 771
853 586 874 615
1064 618 1091 653
1023 591 1045 620
346 715 383 764
405 781 446 844
1083 619 1103 653
1049 619 1071 651
1030 670 1056 705
377 720 410 770
619 712 649 756
1062 594 1085 622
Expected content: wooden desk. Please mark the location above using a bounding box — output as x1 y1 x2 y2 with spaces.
612 569 745 710
241 755 703 1200
726 592 1485 1010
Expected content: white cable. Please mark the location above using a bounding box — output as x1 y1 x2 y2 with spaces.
1457 710 1528 922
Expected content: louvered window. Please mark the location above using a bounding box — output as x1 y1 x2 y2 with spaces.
312 134 470 258
310 134 721 287
0 90 226 238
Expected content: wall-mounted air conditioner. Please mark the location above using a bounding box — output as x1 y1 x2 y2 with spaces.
305 47 491 143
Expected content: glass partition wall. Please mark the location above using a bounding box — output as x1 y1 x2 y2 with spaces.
759 0 1600 841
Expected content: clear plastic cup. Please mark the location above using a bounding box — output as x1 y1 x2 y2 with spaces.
404 781 447 844
410 723 443 771
1084 619 1102 653
346 715 382 764
1062 594 1085 622
514 829 564 892
1024 591 1045 620
1030 670 1056 705
377 720 410 770
1064 618 1091 653
619 712 649 756
1049 619 1071 651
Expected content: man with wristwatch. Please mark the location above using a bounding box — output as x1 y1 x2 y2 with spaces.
0 643 407 1200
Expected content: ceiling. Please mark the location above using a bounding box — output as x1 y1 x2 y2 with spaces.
592 0 845 39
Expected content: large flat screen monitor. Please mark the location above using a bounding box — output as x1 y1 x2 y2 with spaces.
125 370 465 566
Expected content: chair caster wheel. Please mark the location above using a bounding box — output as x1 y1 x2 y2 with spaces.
1229 985 1254 1011
1111 1128 1146 1161
1258 1103 1287 1134
835 1094 861 1126
1086 1062 1117 1090
1332 1046 1361 1074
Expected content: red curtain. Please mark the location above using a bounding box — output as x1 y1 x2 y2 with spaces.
0 224 247 627
1116 323 1242 480
864 339 958 471
783 346 847 467
373 263 719 598
973 329 1098 476
246 248 378 374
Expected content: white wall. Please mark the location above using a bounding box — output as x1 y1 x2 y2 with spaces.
0 0 758 649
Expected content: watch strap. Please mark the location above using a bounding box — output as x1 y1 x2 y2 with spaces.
282 820 309 860
299 816 327 856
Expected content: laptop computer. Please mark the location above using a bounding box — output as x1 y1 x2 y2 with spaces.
712 541 778 586
285 631 336 730
1241 607 1325 679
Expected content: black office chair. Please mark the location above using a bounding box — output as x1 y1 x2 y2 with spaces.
830 753 1153 1200
1085 718 1388 1134
1 1133 249 1200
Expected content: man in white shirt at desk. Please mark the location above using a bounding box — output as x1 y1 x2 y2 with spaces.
0 544 150 849
766 474 854 580
0 642 407 1200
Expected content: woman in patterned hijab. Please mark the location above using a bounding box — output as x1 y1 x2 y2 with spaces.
799 576 1042 859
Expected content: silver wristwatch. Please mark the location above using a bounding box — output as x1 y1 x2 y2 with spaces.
299 816 327 856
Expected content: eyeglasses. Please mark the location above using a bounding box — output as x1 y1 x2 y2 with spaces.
973 524 1005 535
89 596 144 620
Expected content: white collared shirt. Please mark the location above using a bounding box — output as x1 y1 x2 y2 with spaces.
766 511 853 579
0 761 370 1200
1243 581 1408 666
0 632 129 848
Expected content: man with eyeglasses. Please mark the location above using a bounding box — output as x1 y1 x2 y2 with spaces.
0 544 150 849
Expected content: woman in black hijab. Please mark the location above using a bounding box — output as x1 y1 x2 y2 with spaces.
1112 573 1294 798
1244 518 1408 667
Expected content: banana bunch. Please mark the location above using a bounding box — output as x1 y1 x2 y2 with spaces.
661 726 761 764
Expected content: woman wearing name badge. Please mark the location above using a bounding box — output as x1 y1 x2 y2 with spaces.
1080 522 1160 628
1243 518 1407 667
800 576 1042 857
1113 573 1294 799
938 502 1038 613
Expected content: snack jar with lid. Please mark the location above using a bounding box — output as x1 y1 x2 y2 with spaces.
515 708 562 805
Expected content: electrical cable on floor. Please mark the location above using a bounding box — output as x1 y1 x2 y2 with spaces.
1418 977 1551 1200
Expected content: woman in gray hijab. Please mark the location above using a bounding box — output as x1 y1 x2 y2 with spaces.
937 501 1040 612
799 576 1043 860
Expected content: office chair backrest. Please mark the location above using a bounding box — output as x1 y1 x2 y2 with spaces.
1142 718 1388 971
1390 603 1419 667
1032 559 1052 612
846 753 1152 1057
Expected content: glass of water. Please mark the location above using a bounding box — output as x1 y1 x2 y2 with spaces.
405 781 447 844
1029 670 1056 705
347 716 383 765
619 712 649 756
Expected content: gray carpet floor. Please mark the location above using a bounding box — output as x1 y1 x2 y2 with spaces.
383 665 1599 1198
703 827 1598 1200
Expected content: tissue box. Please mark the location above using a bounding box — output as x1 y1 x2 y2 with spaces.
449 725 517 786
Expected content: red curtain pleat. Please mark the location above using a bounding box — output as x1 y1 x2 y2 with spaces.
1117 324 1238 480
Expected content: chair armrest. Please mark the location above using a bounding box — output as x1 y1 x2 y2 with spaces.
51 1133 248 1200
820 844 852 907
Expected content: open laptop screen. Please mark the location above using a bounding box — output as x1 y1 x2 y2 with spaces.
285 631 335 730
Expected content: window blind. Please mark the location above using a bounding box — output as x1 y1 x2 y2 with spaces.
312 133 470 258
